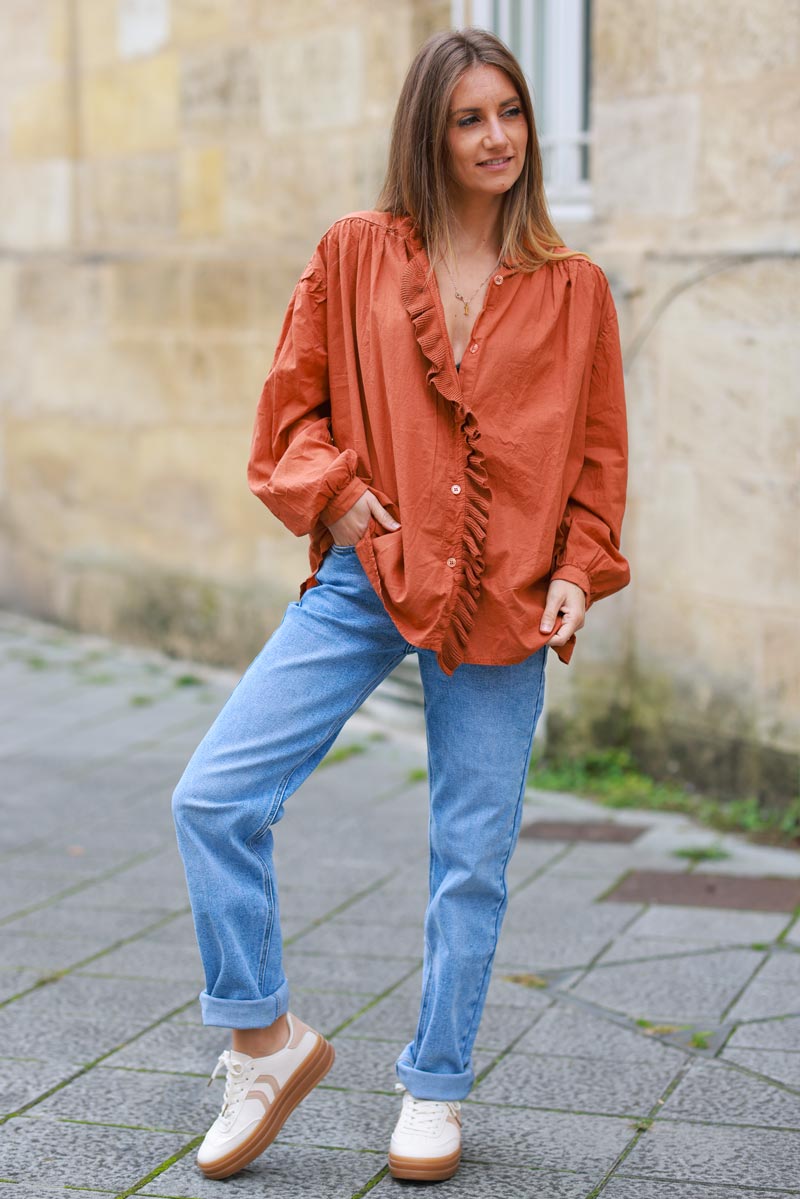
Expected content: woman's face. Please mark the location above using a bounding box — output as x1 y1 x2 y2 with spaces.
444 64 529 200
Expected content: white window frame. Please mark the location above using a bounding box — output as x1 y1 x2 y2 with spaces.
451 0 593 221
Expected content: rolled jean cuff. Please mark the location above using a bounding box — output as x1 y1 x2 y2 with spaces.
395 1051 474 1101
199 979 290 1029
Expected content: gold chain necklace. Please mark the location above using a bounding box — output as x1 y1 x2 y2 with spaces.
441 251 503 316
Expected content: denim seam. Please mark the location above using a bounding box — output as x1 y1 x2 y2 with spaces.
458 652 548 1062
246 648 409 993
414 689 438 1052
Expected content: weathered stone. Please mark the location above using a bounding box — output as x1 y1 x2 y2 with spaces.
179 145 224 236
179 44 261 130
0 161 72 249
139 1141 385 1197
189 260 251 327
570 947 765 1022
660 1056 800 1127
720 1046 800 1088
260 27 363 134
82 53 179 156
172 0 231 45
0 1116 186 1190
79 154 178 239
9 77 72 159
618 1119 800 1190
475 1047 682 1118
111 259 185 326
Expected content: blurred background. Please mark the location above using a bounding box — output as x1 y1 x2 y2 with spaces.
0 0 797 808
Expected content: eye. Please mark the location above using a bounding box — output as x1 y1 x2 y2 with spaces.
457 115 479 127
503 106 522 118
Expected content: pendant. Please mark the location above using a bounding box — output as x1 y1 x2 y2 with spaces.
463 301 470 316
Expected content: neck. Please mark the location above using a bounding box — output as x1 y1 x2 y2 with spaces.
444 189 505 259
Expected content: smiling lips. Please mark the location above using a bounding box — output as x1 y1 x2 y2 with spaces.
477 156 512 168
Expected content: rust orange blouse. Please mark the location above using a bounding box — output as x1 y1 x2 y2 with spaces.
247 210 630 676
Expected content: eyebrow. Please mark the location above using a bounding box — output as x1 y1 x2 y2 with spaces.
449 96 520 116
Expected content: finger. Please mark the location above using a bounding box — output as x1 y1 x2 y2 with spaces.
365 493 400 530
548 619 577 646
540 596 565 633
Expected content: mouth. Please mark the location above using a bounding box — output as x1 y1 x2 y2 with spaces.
477 156 513 168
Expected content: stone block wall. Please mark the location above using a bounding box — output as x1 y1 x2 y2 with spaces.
0 0 797 801
546 0 800 801
0 0 448 665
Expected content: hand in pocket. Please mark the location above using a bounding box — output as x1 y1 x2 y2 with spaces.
327 491 400 547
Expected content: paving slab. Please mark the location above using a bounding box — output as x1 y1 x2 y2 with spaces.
472 1047 680 1117
282 947 419 995
454 1103 636 1174
616 903 792 945
658 1056 800 1127
4 609 800 1198
138 1142 384 1197
569 947 766 1023
0 1056 88 1118
0 1115 188 1191
513 1003 689 1066
617 1120 800 1190
23 1066 213 1135
723 1014 800 1051
371 1162 600 1197
601 1180 798 1199
97 1015 231 1075
718 1047 800 1088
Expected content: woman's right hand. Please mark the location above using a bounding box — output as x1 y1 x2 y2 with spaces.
327 490 400 546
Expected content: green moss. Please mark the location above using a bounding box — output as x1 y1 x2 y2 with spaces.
174 673 204 687
528 747 800 847
24 653 51 670
319 742 367 769
636 1019 685 1036
672 845 731 862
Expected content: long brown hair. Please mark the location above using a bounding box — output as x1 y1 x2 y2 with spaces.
376 27 589 275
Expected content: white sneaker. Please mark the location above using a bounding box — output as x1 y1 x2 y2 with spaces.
388 1081 462 1180
196 1012 335 1179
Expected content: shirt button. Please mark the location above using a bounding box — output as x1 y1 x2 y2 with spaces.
450 484 461 494
469 342 479 353
446 557 457 567
494 274 504 285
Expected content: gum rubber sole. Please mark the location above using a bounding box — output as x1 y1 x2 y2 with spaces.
388 1146 462 1181
198 1035 335 1180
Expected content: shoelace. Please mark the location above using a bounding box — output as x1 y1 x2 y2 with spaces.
394 1082 460 1133
207 1049 248 1122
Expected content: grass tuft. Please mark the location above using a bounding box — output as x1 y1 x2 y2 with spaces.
320 742 367 769
528 747 800 847
672 845 731 862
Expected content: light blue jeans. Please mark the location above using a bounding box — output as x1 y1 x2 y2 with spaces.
171 543 548 1100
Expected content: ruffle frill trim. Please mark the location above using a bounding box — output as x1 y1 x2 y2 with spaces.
400 249 492 676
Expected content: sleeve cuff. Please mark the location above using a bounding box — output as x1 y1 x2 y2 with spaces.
320 476 370 527
550 563 593 606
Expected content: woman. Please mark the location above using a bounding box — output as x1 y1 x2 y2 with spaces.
171 26 630 1185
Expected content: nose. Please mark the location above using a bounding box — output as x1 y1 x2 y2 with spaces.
483 115 509 150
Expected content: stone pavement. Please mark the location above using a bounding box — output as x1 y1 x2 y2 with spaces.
1 608 799 1199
